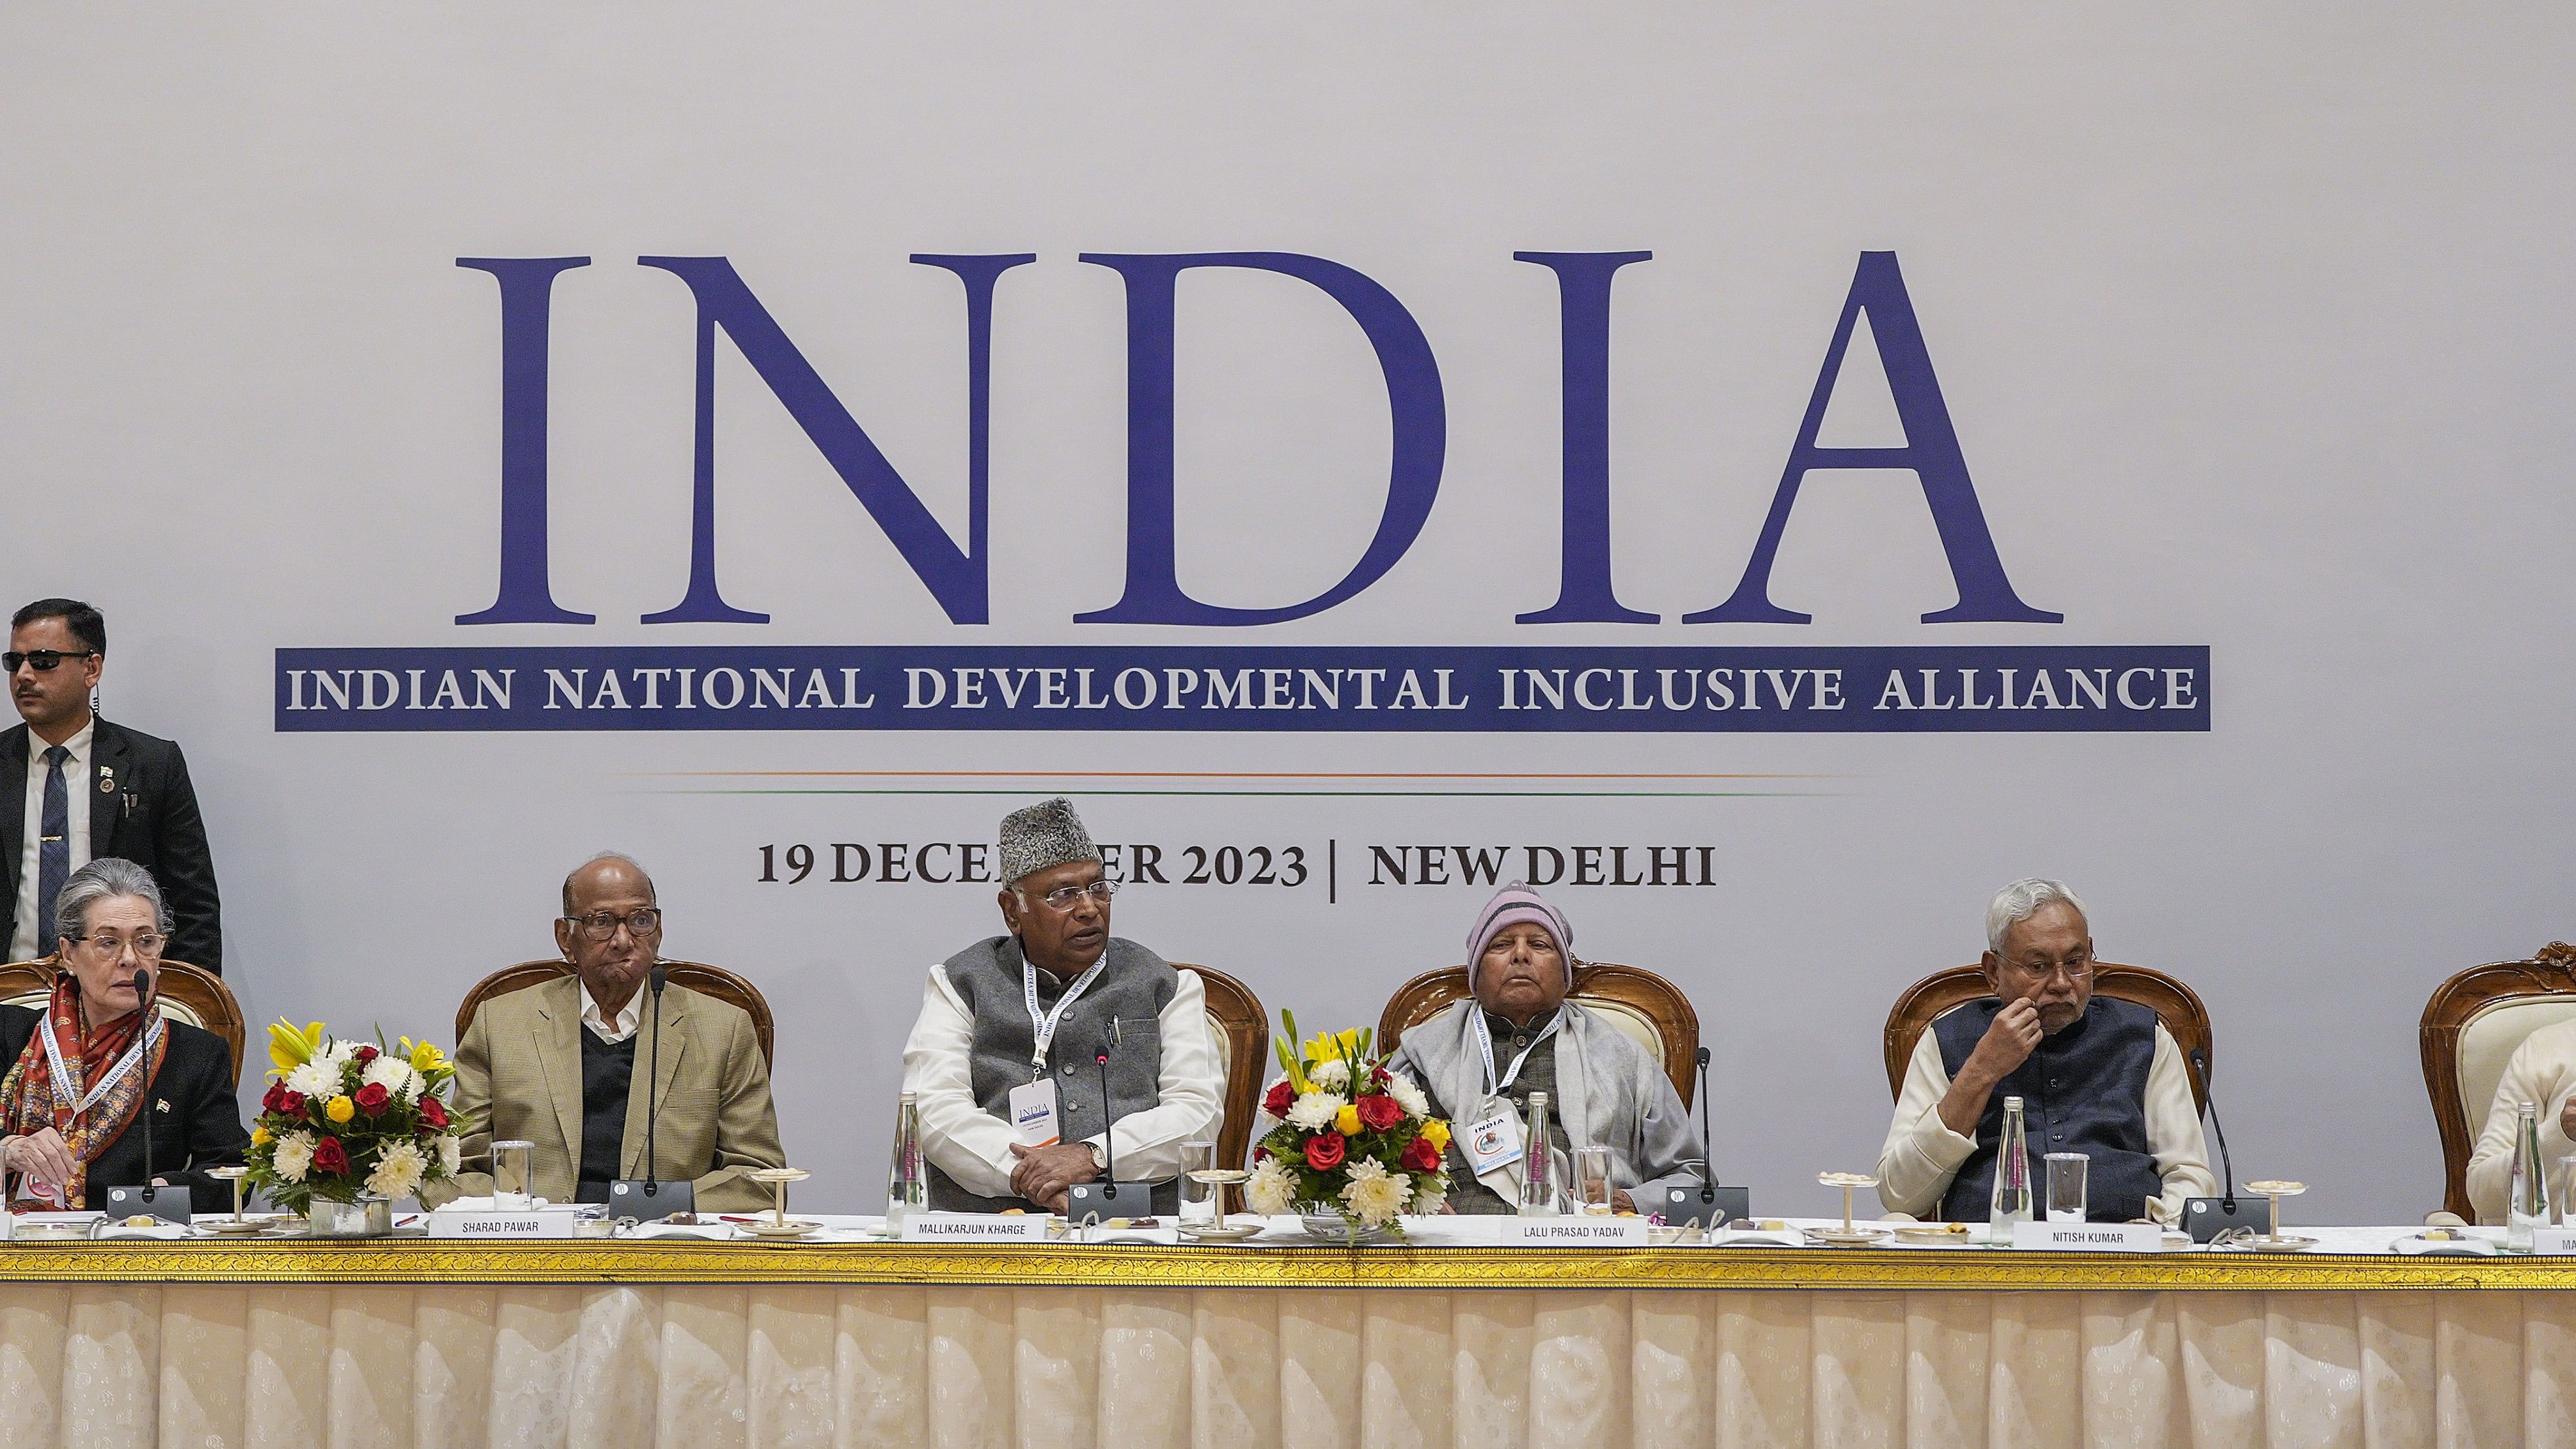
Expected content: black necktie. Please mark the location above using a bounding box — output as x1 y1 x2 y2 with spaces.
36 744 69 955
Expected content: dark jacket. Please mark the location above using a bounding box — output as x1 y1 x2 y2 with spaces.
0 1003 250 1212
0 719 223 973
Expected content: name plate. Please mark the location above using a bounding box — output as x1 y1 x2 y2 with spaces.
2012 1220 2160 1253
428 1211 577 1240
1506 1216 1651 1246
900 1212 1053 1242
2531 1227 2576 1255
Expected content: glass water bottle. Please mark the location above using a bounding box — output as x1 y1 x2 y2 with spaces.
2509 1100 2549 1252
887 1091 926 1227
1519 1090 1557 1216
1989 1095 2034 1242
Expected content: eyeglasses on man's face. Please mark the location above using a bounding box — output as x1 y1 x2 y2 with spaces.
69 932 165 960
4 650 98 673
2002 951 2093 984
1034 878 1119 911
564 908 662 941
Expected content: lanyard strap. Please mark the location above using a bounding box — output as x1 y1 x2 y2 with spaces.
40 1012 162 1118
1023 958 1107 1078
1468 1008 1561 1099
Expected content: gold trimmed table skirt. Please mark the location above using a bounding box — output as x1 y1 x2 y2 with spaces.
0 1242 2568 1448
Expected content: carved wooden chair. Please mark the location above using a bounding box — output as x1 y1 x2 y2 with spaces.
1882 962 2213 1113
1377 962 1701 1107
454 960 775 1068
0 956 247 1082
1173 964 1270 1201
2420 942 2576 1220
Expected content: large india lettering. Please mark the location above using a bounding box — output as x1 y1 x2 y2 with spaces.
452 250 2048 629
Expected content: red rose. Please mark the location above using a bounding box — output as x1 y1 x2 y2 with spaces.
280 1090 307 1117
1252 1146 1271 1163
1370 1065 1391 1088
1402 1135 1443 1172
262 1081 288 1114
418 1095 449 1129
353 1083 392 1118
1263 1080 1295 1118
313 1138 350 1174
353 1046 379 1065
1355 1094 1404 1133
1304 1132 1347 1171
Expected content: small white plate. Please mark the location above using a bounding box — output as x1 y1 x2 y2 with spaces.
736 1218 823 1240
1176 1221 1264 1243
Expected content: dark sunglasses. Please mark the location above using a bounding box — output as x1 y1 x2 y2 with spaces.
3 650 97 673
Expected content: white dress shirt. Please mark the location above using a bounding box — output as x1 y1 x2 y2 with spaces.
580 983 643 1045
1876 1019 2216 1225
2465 1016 2576 1225
11 718 94 962
901 960 1223 1200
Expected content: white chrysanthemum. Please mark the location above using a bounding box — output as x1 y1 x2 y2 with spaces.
365 1140 427 1200
437 1135 463 1176
1309 1058 1351 1090
1244 1157 1298 1216
1286 1091 1346 1132
1385 1073 1429 1119
321 1040 360 1072
272 1131 315 1183
1409 1180 1446 1216
1339 1158 1409 1227
285 1061 339 1101
361 1056 423 1103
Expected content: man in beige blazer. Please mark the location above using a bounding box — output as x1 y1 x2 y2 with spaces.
426 852 783 1213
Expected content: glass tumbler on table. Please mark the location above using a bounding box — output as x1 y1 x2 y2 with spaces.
1577 1146 1615 1215
2044 1152 2089 1223
1178 1139 1218 1225
492 1140 536 1211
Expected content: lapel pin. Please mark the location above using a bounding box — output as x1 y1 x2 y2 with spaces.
155 1100 170 1114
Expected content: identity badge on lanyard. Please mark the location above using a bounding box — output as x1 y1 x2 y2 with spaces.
42 1014 161 1118
1022 958 1107 1080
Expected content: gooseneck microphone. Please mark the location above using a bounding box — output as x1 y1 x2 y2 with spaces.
1695 1046 1716 1202
135 969 158 1200
2188 1050 2236 1210
645 965 668 1190
1096 1052 1118 1187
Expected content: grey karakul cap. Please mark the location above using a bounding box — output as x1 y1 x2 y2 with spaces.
998 797 1102 885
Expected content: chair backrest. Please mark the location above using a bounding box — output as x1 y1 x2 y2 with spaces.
1377 962 1700 1107
0 956 246 1083
1171 964 1268 1183
2420 942 2576 1220
1881 962 2211 1114
453 960 775 1068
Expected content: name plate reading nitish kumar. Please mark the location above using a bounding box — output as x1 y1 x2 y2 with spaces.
2011 1221 2161 1253
900 1213 1054 1243
1505 1217 1652 1247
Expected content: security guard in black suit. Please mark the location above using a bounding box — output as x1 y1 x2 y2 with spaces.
0 600 223 974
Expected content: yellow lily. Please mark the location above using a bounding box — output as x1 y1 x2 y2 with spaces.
402 1037 450 1075
267 1019 325 1076
1302 1030 1366 1067
250 1124 271 1148
1272 1009 1311 1093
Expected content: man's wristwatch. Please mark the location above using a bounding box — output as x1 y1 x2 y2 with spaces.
1086 1142 1108 1172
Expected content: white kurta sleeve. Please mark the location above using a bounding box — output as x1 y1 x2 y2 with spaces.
900 962 1022 1200
2144 1025 2217 1225
1876 1030 1977 1217
2466 1030 2576 1225
1078 967 1225 1183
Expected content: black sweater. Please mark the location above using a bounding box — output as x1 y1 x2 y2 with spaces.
0 1004 251 1211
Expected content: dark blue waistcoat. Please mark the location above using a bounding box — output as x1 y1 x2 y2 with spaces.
1931 996 2164 1222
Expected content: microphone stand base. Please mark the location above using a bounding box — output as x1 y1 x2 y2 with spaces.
608 1179 696 1223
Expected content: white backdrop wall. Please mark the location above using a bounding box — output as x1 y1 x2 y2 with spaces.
2 5 2569 1220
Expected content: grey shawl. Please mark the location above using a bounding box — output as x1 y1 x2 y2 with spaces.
1388 999 1706 1209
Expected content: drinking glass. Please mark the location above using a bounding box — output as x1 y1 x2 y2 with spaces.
2044 1152 2088 1223
492 1140 536 1211
1178 1139 1218 1225
1576 1146 1615 1215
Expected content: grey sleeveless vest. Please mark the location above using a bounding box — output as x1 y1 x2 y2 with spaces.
927 934 1182 1213
1931 996 2163 1222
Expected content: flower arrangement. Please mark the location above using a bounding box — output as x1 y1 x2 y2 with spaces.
242 1020 471 1213
1245 1011 1450 1229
